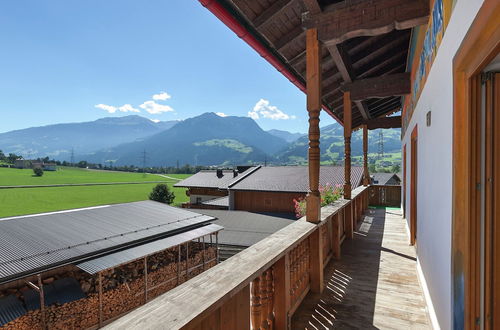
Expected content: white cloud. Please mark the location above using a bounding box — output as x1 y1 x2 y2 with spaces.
95 104 117 113
118 104 140 113
215 112 228 117
139 100 174 114
248 99 296 120
152 91 172 101
150 119 161 123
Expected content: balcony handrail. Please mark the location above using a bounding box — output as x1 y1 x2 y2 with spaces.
105 185 370 329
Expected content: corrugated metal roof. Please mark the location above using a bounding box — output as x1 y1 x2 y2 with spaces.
174 166 259 189
228 166 364 192
202 196 229 207
0 201 216 284
76 224 223 274
200 210 295 247
0 295 26 326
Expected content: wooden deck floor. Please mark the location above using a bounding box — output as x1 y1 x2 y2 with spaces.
291 208 430 329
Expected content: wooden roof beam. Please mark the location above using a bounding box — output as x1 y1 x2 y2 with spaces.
327 44 371 120
253 0 295 28
302 0 430 45
341 73 411 101
356 116 402 130
301 0 321 14
275 26 305 50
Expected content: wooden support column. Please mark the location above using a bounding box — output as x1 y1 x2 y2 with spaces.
98 272 103 328
306 28 322 223
344 91 352 199
144 256 148 302
37 274 47 330
274 255 291 329
309 228 324 293
363 124 370 186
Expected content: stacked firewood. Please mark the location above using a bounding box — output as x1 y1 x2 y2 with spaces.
3 243 217 329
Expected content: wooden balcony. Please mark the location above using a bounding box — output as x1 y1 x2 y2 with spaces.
104 185 429 329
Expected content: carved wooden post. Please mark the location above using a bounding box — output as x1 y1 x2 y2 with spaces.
306 28 322 223
344 91 352 199
251 277 262 329
363 124 370 186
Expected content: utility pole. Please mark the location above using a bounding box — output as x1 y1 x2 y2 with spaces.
141 149 147 177
70 148 75 167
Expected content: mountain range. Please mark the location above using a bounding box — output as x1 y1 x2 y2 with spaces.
0 113 401 167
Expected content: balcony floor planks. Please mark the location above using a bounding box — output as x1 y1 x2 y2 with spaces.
291 208 431 329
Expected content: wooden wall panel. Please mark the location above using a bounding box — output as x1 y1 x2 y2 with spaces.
233 191 306 213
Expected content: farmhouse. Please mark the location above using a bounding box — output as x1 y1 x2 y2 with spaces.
108 1 500 329
228 166 364 213
371 172 401 185
0 201 221 328
174 166 258 207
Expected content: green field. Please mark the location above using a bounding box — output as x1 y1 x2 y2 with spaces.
0 167 191 218
0 166 189 186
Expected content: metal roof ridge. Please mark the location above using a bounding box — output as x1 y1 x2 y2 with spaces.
227 165 262 188
0 205 112 222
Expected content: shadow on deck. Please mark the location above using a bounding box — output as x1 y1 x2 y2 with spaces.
291 208 430 329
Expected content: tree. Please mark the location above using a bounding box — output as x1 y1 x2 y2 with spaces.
33 167 44 177
391 164 401 173
149 184 175 204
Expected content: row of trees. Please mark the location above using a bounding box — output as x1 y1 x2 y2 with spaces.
0 150 22 164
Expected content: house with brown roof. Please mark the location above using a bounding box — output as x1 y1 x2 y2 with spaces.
174 166 259 207
228 166 364 213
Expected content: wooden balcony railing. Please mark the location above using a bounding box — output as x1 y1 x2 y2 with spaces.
105 186 370 330
368 184 402 207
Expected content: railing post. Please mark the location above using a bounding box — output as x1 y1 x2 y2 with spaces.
274 255 291 329
306 28 322 223
345 202 354 239
221 284 250 329
309 228 324 293
331 214 341 259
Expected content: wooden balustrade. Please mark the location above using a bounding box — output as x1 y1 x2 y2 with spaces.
105 186 370 330
368 185 402 207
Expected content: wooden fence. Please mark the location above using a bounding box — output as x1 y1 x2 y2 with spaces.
368 185 401 207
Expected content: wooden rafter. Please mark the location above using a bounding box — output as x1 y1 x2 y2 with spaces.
341 73 411 100
275 26 305 50
301 0 321 14
302 0 429 45
327 44 371 120
357 49 407 78
253 0 295 28
364 116 402 130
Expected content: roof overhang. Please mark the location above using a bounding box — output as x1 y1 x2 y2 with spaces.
200 0 429 128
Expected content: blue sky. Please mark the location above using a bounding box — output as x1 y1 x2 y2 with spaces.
0 0 337 134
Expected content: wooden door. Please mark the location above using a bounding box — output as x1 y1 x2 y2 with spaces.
410 126 418 246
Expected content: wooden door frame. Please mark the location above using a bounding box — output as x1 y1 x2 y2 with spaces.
403 144 407 218
410 126 418 246
452 1 500 328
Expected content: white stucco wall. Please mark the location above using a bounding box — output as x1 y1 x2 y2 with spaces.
401 1 484 329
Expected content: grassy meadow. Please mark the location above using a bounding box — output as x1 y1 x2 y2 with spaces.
0 166 189 186
0 167 190 218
